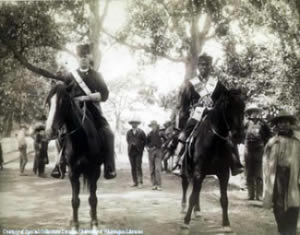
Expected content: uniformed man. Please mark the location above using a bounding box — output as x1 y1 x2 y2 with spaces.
55 43 116 179
173 54 243 176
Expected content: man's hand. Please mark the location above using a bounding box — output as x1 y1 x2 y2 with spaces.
74 92 101 102
88 92 102 102
75 96 89 102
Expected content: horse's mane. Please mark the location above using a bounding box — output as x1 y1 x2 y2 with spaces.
214 88 245 112
46 83 69 105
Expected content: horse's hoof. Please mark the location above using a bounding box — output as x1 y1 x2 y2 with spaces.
69 228 79 235
180 223 190 229
223 226 232 232
194 210 201 218
70 220 79 232
181 204 187 214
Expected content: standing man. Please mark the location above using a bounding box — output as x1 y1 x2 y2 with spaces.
263 110 300 235
126 118 146 188
32 115 49 178
244 104 271 200
146 120 163 191
16 124 28 176
55 43 116 179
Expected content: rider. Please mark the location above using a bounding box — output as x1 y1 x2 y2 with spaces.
173 53 244 176
54 43 116 180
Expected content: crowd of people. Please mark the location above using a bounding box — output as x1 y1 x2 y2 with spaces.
0 43 299 235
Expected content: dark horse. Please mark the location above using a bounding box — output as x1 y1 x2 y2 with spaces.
181 88 245 230
45 84 104 231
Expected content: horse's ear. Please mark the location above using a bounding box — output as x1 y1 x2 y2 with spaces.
66 81 75 91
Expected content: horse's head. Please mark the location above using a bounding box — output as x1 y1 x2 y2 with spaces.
45 83 71 139
220 89 245 143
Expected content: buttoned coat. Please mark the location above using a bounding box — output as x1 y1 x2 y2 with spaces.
126 128 146 155
263 131 300 210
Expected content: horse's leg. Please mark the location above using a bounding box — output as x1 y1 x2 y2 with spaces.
183 176 203 228
217 171 231 228
193 177 204 218
70 173 80 230
181 175 189 214
89 167 100 230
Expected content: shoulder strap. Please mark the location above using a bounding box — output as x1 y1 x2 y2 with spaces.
71 70 92 95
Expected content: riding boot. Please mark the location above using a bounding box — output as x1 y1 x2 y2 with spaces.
228 141 244 176
172 132 186 174
102 126 117 180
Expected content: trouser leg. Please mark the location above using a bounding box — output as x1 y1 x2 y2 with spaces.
255 160 263 200
19 146 27 173
148 150 155 186
273 166 290 234
129 153 137 185
285 207 299 235
136 153 143 184
154 149 162 187
245 150 254 200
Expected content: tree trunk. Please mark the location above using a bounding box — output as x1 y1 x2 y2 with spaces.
88 0 101 70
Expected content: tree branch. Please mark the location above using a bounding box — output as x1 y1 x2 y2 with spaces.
102 28 186 63
4 42 63 81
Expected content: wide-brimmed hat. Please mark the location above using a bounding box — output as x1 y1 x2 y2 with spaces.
148 120 159 127
245 104 261 114
20 123 27 128
76 43 92 57
129 120 141 125
271 110 297 125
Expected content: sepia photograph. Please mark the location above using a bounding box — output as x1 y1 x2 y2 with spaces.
0 0 300 234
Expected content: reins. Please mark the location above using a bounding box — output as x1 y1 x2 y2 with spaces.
60 101 87 138
210 99 231 141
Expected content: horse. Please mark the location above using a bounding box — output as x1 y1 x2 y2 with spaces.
180 88 245 231
45 83 104 231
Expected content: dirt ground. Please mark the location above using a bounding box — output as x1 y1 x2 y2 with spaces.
0 138 297 235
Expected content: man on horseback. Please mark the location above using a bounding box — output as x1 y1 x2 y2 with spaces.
54 43 116 180
173 53 244 177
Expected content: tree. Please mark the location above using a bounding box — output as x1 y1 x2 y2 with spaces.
0 0 111 133
0 0 111 80
105 0 225 80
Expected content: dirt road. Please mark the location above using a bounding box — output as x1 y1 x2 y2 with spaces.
0 138 291 235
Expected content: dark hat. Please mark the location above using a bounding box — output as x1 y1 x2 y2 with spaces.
198 53 213 66
245 104 261 114
20 123 27 128
271 110 297 125
129 120 141 125
76 43 92 57
148 120 159 127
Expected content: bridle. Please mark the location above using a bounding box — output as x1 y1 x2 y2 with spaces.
57 100 88 139
210 98 232 141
